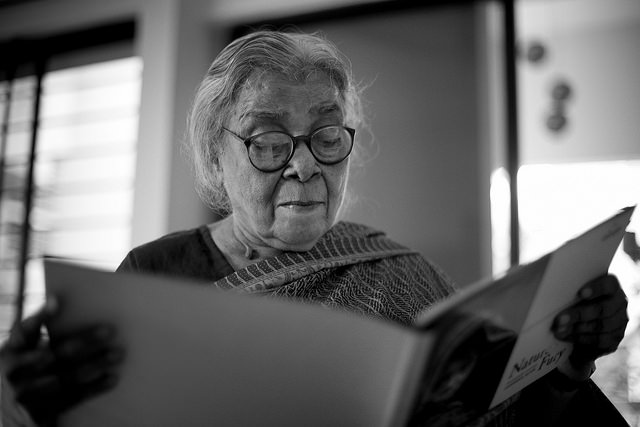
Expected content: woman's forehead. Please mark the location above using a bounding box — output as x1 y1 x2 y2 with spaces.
233 71 344 121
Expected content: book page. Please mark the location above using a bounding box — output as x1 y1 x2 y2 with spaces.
490 206 635 407
45 261 433 427
414 255 549 410
414 206 634 411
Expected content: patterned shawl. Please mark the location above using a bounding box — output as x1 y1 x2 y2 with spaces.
213 221 520 426
213 221 456 326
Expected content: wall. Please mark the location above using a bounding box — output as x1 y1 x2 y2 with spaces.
0 0 217 246
298 5 495 284
0 0 497 284
517 0 640 164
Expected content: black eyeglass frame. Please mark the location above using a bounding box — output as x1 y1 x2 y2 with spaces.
222 125 356 172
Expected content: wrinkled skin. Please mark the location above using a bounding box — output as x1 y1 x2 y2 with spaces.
0 299 123 426
217 71 350 254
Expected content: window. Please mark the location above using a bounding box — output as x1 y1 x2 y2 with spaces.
491 163 640 422
517 161 640 420
0 24 140 340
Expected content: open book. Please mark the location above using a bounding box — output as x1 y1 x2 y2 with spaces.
43 206 634 427
414 205 634 409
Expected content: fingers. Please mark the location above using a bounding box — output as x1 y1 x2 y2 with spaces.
14 369 118 426
576 275 625 302
5 346 56 384
55 330 124 387
5 298 58 350
53 325 117 364
5 324 123 387
1 298 124 426
552 274 629 363
68 355 122 386
559 317 626 351
554 275 628 331
6 324 124 426
555 297 628 334
555 316 623 341
573 329 625 354
51 325 124 388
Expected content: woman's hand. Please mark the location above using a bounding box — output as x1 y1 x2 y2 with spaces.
552 274 628 380
0 298 123 426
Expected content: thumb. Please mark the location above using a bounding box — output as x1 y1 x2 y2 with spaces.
7 297 58 350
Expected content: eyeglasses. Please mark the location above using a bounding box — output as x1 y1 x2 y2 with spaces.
222 125 356 172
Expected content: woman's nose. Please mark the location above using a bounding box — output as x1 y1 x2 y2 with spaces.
282 141 320 182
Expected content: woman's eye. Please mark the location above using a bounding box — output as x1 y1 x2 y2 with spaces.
319 138 340 148
271 144 289 156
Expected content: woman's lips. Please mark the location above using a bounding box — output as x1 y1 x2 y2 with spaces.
278 201 324 210
281 201 320 206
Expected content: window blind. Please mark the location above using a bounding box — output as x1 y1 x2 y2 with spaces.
0 41 141 340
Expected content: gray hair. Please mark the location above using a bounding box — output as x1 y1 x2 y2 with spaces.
185 30 363 215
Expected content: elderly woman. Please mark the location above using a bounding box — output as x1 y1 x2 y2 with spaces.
0 30 630 426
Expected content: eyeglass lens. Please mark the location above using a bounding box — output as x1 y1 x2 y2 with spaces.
248 126 352 171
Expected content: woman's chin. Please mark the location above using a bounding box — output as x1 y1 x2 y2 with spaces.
271 207 333 251
274 233 321 252
271 221 329 252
